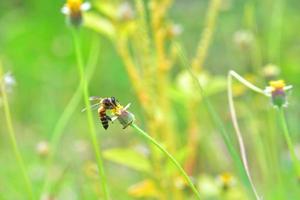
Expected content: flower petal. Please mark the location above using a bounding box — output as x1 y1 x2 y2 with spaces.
263 87 273 96
284 85 293 91
81 2 91 11
124 103 131 110
61 6 70 15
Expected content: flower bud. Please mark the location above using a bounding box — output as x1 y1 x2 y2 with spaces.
36 140 49 158
116 2 135 22
262 64 280 81
116 105 135 129
166 24 183 39
233 30 254 50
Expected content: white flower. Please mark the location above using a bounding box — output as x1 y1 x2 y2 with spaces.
117 2 135 21
233 30 254 50
2 72 16 93
61 0 91 27
263 80 293 107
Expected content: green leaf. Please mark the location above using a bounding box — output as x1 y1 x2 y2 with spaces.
103 148 151 173
172 70 227 104
94 1 117 19
84 12 116 40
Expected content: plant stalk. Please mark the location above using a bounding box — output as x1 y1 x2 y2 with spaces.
175 43 254 194
131 123 202 200
228 72 261 200
40 37 100 196
277 108 300 177
0 66 34 200
72 29 110 200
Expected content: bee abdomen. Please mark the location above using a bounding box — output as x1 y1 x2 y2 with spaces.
101 120 109 129
99 109 109 129
100 116 109 129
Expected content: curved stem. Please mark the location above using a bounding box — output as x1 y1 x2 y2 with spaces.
277 108 300 177
0 67 34 200
228 72 261 200
228 70 265 95
72 29 110 200
175 43 252 190
131 123 202 200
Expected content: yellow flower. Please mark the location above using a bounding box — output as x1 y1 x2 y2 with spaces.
128 179 159 198
264 80 292 107
61 0 91 27
270 79 285 90
216 172 236 191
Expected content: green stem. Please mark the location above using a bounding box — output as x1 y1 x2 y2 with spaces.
0 67 34 199
228 72 261 200
72 29 110 200
131 123 202 200
277 108 300 177
175 43 253 193
40 38 100 196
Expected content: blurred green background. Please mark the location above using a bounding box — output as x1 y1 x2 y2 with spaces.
1 0 300 199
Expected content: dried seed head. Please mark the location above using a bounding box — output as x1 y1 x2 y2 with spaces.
167 24 183 39
36 140 49 158
233 30 254 50
262 64 280 81
117 2 135 21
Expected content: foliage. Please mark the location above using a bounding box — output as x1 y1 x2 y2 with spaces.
1 0 300 199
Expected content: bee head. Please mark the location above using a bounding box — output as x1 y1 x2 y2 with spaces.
101 98 111 108
111 97 118 107
101 97 118 109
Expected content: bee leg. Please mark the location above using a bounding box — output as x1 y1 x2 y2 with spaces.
106 116 112 121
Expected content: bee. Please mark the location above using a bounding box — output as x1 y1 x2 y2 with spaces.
82 96 119 129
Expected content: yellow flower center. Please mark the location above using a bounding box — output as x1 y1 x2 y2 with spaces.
67 0 82 13
220 172 233 184
269 80 285 91
111 104 124 116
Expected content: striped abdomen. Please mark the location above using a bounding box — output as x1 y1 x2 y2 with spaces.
98 106 109 129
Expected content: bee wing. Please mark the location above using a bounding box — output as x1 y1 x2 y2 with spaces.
111 116 118 122
81 103 101 112
89 96 102 101
124 103 131 110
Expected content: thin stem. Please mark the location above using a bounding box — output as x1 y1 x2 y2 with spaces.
228 70 265 95
131 123 202 200
277 108 300 177
72 29 110 200
40 38 100 196
175 42 253 193
0 66 34 200
228 72 261 200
